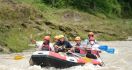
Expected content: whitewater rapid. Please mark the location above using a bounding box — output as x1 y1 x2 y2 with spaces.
0 41 132 70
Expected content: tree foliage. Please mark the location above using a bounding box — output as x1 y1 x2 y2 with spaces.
118 0 132 18
42 0 132 18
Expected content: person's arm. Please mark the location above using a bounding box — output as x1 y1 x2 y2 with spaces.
38 42 44 51
35 41 43 50
66 42 74 52
67 42 73 48
50 43 54 51
53 42 57 47
54 42 59 49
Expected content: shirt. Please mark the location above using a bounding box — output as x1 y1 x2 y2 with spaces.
83 39 98 45
36 41 54 51
55 41 73 48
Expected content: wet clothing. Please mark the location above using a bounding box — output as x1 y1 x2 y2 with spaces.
84 39 98 45
87 44 100 50
83 39 101 58
38 41 54 51
41 42 51 51
55 41 73 48
86 44 101 58
74 42 87 54
74 43 81 53
83 39 100 52
54 41 72 52
86 50 97 59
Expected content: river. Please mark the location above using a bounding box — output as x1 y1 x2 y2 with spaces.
0 41 132 70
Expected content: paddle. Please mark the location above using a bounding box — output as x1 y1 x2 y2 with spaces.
99 45 115 54
66 51 82 57
106 48 115 54
98 45 108 51
14 55 24 60
66 52 93 63
98 57 105 66
0 55 25 60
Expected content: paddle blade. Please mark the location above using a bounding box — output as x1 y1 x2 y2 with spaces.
82 57 92 62
14 55 24 60
99 45 108 51
106 48 115 54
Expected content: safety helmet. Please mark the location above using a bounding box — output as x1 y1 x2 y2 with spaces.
59 35 64 39
43 36 50 40
54 35 59 40
75 36 81 41
88 32 94 36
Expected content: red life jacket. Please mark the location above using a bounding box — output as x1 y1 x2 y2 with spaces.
75 43 87 54
42 43 51 51
91 50 100 57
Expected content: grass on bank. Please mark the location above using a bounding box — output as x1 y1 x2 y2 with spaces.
0 0 132 52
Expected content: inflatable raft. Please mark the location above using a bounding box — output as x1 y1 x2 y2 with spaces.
29 51 102 68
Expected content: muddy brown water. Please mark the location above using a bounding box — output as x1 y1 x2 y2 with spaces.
0 41 132 70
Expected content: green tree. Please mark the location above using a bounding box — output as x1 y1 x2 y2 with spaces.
42 0 132 18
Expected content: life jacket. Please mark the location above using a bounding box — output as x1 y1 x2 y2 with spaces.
42 42 51 51
74 43 80 53
56 41 72 48
88 44 100 57
75 43 87 54
91 50 100 57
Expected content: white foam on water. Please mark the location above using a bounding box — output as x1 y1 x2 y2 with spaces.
27 63 98 70
61 63 97 70
0 63 98 70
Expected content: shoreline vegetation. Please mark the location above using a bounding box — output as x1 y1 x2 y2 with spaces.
0 0 132 52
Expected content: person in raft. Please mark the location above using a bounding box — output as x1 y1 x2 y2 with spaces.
39 36 54 51
86 37 101 59
84 32 98 45
54 35 73 52
72 36 87 54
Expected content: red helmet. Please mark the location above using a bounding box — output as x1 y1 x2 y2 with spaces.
43 36 50 41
